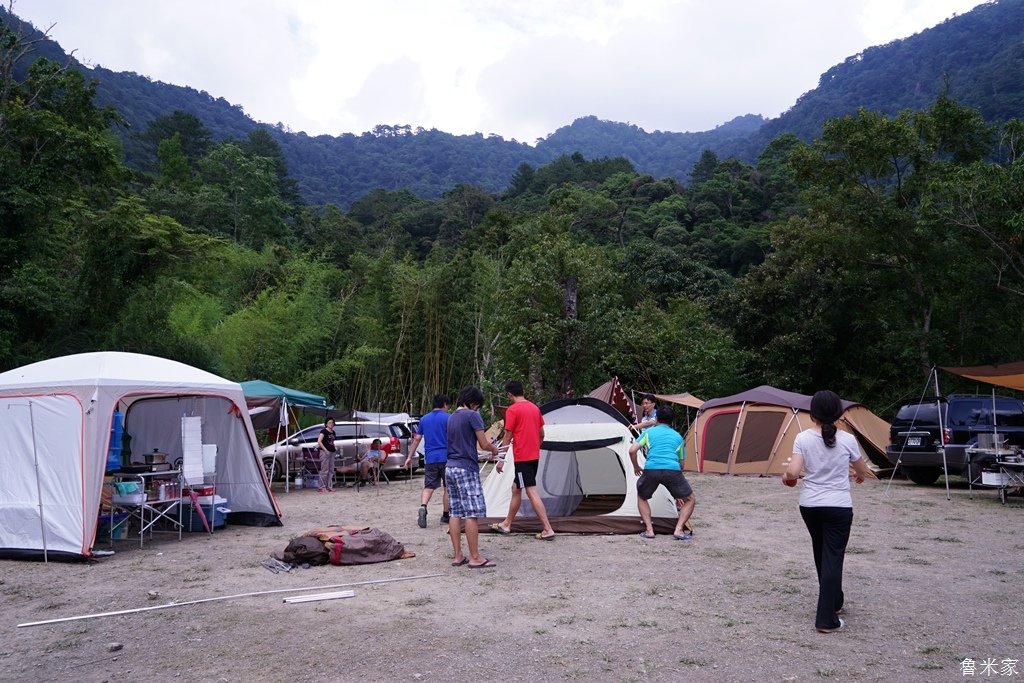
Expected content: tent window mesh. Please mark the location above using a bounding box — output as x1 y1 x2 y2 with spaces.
735 411 785 463
704 412 739 463
533 447 626 517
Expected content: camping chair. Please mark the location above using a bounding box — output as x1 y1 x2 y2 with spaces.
355 446 389 491
295 446 323 489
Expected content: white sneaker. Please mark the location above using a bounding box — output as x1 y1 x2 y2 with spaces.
816 617 845 634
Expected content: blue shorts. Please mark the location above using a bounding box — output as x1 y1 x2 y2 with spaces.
444 466 486 518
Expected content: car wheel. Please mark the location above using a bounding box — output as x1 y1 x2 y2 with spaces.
263 456 280 482
903 466 941 485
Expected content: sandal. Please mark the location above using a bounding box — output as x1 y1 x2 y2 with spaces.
638 531 655 539
489 523 512 535
468 558 496 569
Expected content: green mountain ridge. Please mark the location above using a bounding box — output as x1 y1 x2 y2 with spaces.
7 0 1024 208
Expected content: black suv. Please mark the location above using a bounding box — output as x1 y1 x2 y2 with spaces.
885 394 1024 484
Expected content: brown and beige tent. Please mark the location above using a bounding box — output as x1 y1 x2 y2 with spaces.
683 385 891 476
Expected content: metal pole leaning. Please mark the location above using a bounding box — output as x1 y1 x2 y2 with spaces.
17 573 444 628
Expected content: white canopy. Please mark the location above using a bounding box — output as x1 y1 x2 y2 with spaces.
0 352 281 560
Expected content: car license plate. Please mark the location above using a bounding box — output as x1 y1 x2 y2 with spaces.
907 436 921 446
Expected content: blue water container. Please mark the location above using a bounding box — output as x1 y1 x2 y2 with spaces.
106 411 124 472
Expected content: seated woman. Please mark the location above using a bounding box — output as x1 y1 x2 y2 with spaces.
359 438 386 484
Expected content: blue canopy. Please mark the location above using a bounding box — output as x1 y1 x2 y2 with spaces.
240 380 331 409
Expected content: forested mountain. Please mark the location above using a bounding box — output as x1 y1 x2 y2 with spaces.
6 1 1024 208
728 0 1024 159
4 4 1024 421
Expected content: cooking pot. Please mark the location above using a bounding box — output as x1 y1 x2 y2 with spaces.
144 449 167 465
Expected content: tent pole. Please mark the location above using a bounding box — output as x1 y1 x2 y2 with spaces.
17 573 444 628
28 401 48 563
283 398 290 493
933 367 951 501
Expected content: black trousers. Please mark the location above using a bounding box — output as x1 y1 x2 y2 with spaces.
799 505 853 629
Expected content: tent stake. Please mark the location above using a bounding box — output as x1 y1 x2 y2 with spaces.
17 572 443 628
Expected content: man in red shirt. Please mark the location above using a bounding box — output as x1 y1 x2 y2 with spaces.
491 380 556 540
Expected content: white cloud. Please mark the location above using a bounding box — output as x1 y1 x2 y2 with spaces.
12 0 987 142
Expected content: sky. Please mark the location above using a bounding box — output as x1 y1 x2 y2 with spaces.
13 0 988 144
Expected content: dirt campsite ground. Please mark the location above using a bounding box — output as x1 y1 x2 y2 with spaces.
1 471 1021 683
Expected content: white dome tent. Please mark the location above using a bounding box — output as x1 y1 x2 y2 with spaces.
482 397 679 534
0 352 281 561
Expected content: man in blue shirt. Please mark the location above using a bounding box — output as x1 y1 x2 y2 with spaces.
628 405 695 540
406 394 451 528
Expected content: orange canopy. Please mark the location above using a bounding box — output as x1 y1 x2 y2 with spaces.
941 362 1024 392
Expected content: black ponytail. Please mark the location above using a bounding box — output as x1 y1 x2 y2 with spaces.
820 421 838 448
810 390 844 449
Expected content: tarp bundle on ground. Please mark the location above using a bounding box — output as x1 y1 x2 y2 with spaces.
683 385 891 475
0 352 282 561
482 397 679 534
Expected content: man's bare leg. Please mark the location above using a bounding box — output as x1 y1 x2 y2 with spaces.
525 486 555 538
464 518 483 564
637 497 654 536
448 516 464 563
674 495 695 536
497 485 521 532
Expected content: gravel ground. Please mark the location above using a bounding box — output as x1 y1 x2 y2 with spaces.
1 472 1022 683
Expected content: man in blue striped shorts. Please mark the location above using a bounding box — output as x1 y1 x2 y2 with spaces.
445 385 499 568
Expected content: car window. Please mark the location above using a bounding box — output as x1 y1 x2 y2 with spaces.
894 402 940 426
297 425 322 442
390 423 411 438
948 399 985 426
994 399 1024 427
335 424 360 438
362 424 391 437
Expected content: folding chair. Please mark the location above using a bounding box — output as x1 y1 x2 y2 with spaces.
355 447 389 492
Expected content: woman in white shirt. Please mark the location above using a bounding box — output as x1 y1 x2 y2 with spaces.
783 390 871 634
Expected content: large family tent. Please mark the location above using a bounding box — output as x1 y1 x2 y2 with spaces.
481 397 680 534
0 352 282 561
683 385 891 476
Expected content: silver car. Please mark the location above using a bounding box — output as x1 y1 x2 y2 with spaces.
261 420 423 481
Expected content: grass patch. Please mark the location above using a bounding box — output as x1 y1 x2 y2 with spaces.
892 545 909 550
47 638 80 652
919 646 941 654
930 536 962 543
679 656 712 666
817 667 837 677
846 546 873 554
990 569 1007 576
914 662 943 670
904 557 932 565
556 615 576 625
405 596 433 607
